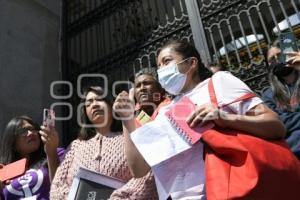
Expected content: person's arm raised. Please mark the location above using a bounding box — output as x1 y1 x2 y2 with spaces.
40 126 60 182
122 119 150 178
113 89 150 178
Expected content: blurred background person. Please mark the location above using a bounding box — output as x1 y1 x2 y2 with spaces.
262 43 300 159
133 68 169 125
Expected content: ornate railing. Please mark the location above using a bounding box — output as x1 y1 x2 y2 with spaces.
196 0 300 94
61 0 300 143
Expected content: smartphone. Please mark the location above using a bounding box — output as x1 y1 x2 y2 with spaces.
279 32 299 63
0 158 27 182
43 109 55 127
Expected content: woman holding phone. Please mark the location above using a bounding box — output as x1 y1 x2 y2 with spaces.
0 116 64 200
262 42 300 159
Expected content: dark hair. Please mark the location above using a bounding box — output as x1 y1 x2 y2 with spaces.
158 40 212 81
0 116 46 169
135 67 158 81
78 86 122 140
268 67 300 111
207 62 227 71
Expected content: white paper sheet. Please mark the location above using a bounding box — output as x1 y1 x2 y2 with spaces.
130 115 206 200
131 116 191 167
152 143 206 200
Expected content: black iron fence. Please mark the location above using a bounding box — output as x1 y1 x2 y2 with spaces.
192 0 300 92
61 0 300 144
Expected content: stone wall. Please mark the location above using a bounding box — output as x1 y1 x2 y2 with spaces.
0 0 61 135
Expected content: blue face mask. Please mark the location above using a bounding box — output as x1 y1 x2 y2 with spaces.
157 58 190 95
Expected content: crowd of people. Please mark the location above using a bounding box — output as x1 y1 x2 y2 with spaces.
1 35 300 200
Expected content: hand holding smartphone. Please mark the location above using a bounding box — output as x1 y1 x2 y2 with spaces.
43 109 55 128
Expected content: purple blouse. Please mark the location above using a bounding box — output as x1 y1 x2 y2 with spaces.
0 148 65 200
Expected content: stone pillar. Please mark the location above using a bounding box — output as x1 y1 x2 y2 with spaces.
0 0 61 135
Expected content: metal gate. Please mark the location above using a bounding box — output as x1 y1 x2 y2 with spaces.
61 0 300 144
63 0 193 81
189 0 300 92
61 0 193 143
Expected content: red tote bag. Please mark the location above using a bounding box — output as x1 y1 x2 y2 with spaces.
201 78 300 200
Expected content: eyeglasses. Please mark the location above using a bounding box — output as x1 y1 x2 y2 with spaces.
17 127 38 136
84 97 103 107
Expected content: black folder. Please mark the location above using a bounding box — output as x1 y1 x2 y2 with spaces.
68 167 125 200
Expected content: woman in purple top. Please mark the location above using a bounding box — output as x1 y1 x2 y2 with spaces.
0 116 64 200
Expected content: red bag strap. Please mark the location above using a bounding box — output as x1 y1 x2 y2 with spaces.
208 78 257 108
208 79 218 107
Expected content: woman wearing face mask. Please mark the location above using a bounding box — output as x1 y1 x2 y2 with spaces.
114 40 286 199
50 86 157 200
262 45 300 159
